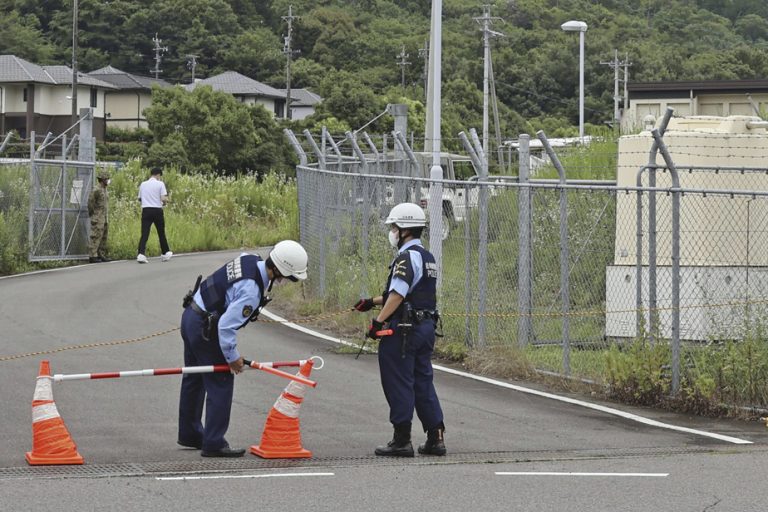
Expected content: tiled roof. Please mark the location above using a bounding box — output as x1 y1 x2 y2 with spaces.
0 55 116 89
283 88 322 106
0 55 55 84
43 65 116 88
186 71 285 99
89 66 171 91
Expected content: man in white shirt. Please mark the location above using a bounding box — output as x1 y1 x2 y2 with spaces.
136 167 172 263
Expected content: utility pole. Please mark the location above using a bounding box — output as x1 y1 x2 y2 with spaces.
396 45 410 91
418 40 429 100
71 0 78 127
623 52 632 120
151 33 168 80
601 49 632 131
600 49 621 128
282 5 300 120
474 5 504 168
186 54 198 81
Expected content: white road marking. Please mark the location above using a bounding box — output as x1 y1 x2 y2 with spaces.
495 472 669 477
261 309 753 445
157 472 334 481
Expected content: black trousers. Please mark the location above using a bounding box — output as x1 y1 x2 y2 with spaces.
137 207 170 255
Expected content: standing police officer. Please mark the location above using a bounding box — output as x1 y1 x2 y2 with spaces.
87 170 110 263
352 202 446 457
178 240 308 457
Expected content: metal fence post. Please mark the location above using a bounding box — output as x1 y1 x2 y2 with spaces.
0 133 12 155
538 131 571 375
469 128 489 348
362 132 381 175
517 134 532 347
78 108 95 163
28 131 35 261
303 130 326 169
284 129 311 265
637 108 674 341
459 131 484 348
347 131 370 297
394 131 419 203
652 128 681 395
303 130 327 296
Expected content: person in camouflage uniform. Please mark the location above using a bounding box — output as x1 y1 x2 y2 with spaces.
88 170 111 263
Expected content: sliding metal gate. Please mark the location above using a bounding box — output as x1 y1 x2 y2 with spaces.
28 153 94 261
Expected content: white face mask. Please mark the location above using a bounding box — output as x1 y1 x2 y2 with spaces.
388 230 400 249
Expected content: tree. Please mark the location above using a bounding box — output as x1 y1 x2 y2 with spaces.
0 11 56 62
216 27 284 82
316 70 386 131
144 85 257 174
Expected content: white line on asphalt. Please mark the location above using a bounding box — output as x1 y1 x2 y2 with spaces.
495 472 669 477
156 472 335 481
261 309 753 446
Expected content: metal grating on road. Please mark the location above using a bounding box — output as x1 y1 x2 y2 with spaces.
0 445 761 480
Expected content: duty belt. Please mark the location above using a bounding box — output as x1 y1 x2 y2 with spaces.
189 301 208 317
411 309 438 323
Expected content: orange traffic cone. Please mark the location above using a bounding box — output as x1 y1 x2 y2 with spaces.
25 360 84 465
250 359 314 459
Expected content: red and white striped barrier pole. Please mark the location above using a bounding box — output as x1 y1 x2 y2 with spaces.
52 357 323 388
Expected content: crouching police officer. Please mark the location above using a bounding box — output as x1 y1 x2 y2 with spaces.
352 202 446 457
178 240 308 457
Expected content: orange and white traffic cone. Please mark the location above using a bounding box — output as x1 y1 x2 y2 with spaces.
250 359 314 459
25 360 84 465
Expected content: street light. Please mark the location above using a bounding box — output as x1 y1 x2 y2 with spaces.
561 20 587 142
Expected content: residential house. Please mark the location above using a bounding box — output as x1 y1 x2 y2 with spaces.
283 88 322 120
186 71 286 117
88 65 170 132
624 79 768 132
0 55 115 140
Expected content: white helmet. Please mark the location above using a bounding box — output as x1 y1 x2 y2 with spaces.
385 202 426 228
270 240 308 281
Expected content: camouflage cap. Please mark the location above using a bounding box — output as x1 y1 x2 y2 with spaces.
97 170 110 181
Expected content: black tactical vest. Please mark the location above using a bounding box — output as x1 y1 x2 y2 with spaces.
384 244 437 315
200 255 266 315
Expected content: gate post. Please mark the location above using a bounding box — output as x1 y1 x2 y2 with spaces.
78 108 95 163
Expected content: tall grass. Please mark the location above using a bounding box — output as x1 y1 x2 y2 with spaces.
0 160 298 274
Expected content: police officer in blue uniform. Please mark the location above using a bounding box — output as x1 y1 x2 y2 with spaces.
178 240 308 457
352 203 446 457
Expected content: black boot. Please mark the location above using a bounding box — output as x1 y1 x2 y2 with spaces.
375 422 414 457
418 424 446 456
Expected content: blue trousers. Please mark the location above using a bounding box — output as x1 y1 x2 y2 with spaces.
378 319 444 431
178 307 234 451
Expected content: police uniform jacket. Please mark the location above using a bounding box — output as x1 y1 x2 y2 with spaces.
191 254 269 363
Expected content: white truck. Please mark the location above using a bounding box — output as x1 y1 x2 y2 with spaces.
410 152 479 239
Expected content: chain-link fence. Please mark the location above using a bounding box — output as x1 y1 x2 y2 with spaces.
291 115 768 409
1 129 95 263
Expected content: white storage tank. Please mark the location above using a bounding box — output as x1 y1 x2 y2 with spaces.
607 115 768 340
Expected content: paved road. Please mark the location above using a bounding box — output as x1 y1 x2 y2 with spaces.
1 251 766 511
